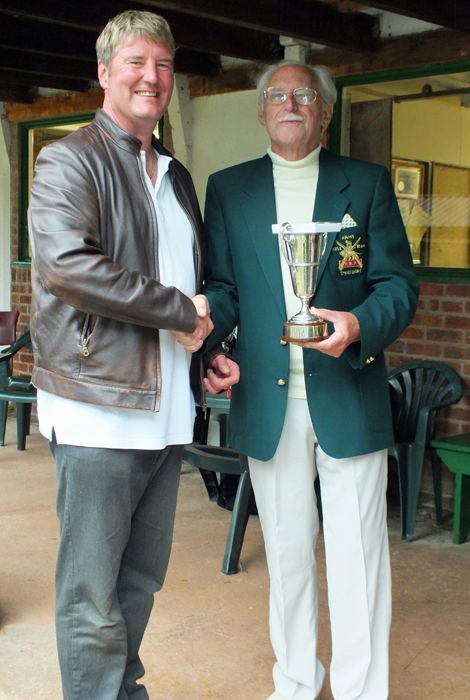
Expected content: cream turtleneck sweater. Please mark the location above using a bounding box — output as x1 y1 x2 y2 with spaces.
268 143 321 399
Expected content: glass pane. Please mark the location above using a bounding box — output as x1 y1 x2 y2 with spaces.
343 72 470 269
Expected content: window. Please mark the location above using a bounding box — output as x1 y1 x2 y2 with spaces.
18 113 163 262
330 61 470 282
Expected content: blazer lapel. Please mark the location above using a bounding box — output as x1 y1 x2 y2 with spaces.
240 155 286 319
314 149 350 285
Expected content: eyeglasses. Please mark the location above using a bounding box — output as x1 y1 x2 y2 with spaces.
264 87 318 105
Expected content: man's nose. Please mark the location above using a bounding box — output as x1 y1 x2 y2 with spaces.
284 92 297 111
143 62 159 84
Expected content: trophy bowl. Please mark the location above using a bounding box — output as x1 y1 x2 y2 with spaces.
272 221 342 343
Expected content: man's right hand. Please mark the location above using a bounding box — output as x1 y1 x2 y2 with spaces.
172 295 214 353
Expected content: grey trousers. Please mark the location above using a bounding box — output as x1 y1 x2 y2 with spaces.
50 439 184 700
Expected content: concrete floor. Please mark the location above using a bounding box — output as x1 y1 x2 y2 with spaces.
1 417 469 700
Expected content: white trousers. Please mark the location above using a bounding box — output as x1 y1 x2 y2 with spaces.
249 398 391 700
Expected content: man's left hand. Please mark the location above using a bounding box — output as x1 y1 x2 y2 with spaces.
292 307 360 357
204 355 240 394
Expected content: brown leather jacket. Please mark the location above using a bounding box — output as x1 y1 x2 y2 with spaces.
29 108 205 411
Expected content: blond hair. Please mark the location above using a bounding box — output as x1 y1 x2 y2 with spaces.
96 10 175 67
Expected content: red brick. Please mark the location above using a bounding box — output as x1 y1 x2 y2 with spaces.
445 315 470 330
387 340 406 352
412 313 443 327
442 300 463 313
444 346 470 361
450 407 470 422
430 299 440 311
419 282 444 296
400 326 425 340
446 284 470 298
427 328 463 343
406 342 442 357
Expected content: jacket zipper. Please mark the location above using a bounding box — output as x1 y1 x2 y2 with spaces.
80 314 92 357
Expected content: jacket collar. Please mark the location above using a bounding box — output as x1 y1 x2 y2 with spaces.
93 108 167 157
240 150 352 312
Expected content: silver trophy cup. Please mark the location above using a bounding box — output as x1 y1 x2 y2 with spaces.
272 221 341 343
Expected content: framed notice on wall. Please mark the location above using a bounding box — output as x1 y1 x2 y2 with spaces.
391 158 430 265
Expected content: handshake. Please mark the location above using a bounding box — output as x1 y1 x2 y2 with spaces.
172 294 240 394
171 294 213 353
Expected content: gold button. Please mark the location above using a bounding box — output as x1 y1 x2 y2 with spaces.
280 339 287 345
366 356 375 364
278 379 286 386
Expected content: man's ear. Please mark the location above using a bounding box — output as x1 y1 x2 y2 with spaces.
322 103 334 131
97 61 109 90
258 102 266 127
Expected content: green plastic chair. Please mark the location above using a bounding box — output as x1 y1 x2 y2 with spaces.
183 443 252 575
185 392 254 575
0 331 37 450
387 360 463 542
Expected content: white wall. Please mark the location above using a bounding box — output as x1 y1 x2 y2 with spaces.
170 88 271 207
0 107 10 310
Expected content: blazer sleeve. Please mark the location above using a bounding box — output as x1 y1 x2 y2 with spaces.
202 174 240 352
346 165 419 369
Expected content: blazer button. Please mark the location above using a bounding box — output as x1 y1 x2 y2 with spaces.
278 379 286 386
280 339 287 345
366 356 375 364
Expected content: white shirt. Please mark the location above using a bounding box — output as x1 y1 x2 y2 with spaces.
37 150 196 449
269 144 321 399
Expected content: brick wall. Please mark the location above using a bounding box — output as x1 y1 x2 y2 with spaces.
385 281 470 510
9 121 34 378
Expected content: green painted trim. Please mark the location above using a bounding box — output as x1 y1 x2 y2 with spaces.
415 268 470 284
329 60 470 283
18 112 97 263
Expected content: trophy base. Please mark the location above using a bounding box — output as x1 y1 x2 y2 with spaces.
282 320 327 343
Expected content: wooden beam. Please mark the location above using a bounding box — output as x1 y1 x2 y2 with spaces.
174 48 220 76
360 1 470 33
189 28 470 97
139 0 379 51
190 65 257 97
5 88 104 122
0 12 97 60
0 48 97 82
0 82 35 103
0 67 91 93
0 1 282 62
307 28 470 77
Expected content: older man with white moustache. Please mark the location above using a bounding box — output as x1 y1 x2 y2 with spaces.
202 60 419 700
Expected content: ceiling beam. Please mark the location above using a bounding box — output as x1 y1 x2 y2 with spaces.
190 27 470 97
0 81 35 103
359 1 470 33
0 1 281 63
307 28 470 78
137 0 379 51
0 66 91 93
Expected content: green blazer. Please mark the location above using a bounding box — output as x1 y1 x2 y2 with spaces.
203 149 419 460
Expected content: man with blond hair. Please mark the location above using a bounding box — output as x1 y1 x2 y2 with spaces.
29 10 214 699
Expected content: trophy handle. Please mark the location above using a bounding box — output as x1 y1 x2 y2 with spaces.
279 222 293 266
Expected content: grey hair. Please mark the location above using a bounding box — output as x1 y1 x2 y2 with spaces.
256 60 337 107
96 10 175 67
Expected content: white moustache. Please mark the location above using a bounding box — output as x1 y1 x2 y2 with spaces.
277 115 304 123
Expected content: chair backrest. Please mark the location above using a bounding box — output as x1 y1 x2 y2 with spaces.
388 360 463 444
0 311 19 346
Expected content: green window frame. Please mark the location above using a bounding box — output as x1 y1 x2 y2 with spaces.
18 112 97 264
329 59 470 283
